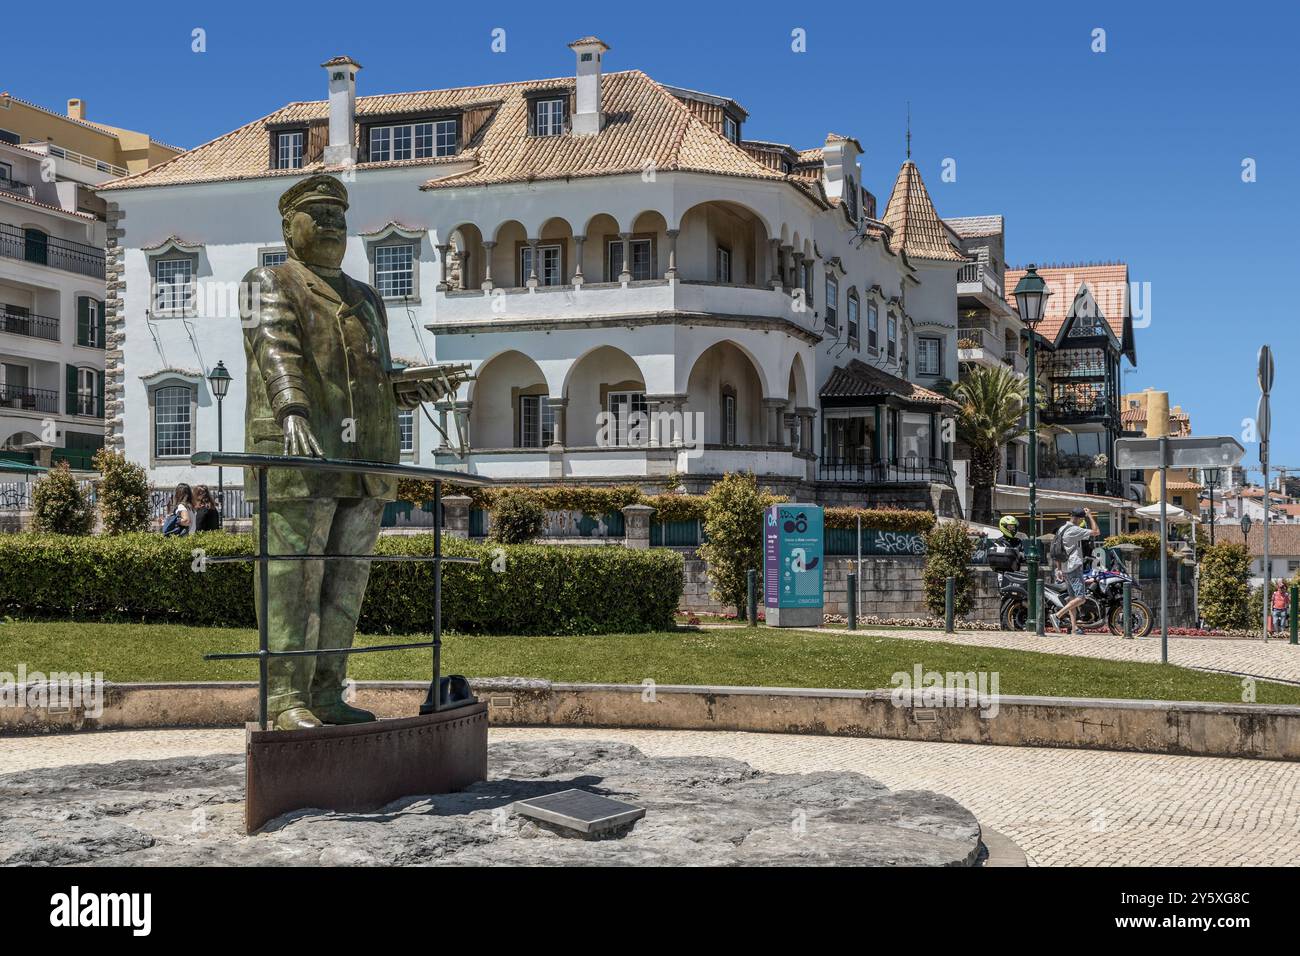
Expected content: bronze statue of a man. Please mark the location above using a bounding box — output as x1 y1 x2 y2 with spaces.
240 174 434 730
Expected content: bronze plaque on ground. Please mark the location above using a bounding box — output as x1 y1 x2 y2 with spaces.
244 701 488 833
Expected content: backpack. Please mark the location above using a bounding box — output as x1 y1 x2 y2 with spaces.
161 512 184 537
1049 529 1068 564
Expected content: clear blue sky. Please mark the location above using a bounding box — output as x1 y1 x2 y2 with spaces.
10 0 1296 475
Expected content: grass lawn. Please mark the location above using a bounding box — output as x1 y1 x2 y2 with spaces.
1 619 1296 705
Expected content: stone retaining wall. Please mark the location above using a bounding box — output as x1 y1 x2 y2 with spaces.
5 679 1297 762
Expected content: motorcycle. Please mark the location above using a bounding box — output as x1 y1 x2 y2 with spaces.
996 546 1153 637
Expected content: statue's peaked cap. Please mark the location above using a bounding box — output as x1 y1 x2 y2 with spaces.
278 174 350 217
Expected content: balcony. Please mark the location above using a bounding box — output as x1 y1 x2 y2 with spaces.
956 261 1005 307
0 307 60 342
433 279 808 331
1005 469 1126 500
0 223 105 279
1041 394 1119 424
958 326 1019 373
435 444 808 481
0 175 32 198
0 382 59 413
819 456 953 484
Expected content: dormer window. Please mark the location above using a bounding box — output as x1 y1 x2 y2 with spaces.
722 114 740 143
534 98 567 137
276 131 304 169
368 119 458 162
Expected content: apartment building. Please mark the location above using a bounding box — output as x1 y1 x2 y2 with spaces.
99 39 967 514
0 94 178 469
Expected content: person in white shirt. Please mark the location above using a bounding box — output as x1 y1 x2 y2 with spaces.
1052 507 1099 634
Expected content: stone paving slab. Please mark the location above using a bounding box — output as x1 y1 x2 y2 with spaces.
5 726 1299 867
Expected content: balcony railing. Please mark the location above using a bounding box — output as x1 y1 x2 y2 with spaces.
0 307 59 341
21 143 128 179
819 456 953 484
1042 395 1119 422
0 223 105 278
0 175 32 196
1005 469 1126 500
956 261 1003 298
0 383 59 413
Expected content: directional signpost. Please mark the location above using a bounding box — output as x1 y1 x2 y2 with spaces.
1115 435 1247 663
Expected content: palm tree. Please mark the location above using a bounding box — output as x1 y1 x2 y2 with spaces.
952 364 1044 526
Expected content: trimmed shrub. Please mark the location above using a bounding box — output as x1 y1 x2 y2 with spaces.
922 522 974 618
698 472 784 612
489 491 545 544
0 533 683 635
30 462 93 535
93 449 151 534
823 507 935 533
1199 542 1251 630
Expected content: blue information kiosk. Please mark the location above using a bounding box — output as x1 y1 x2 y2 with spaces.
763 504 825 627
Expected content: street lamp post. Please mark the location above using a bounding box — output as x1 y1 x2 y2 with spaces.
1203 467 1221 546
207 361 232 512
1014 265 1050 635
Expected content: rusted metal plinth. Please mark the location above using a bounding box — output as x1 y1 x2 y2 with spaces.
244 701 488 833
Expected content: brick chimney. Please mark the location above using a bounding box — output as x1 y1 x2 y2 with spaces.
321 56 362 166
67 98 85 121
568 37 609 136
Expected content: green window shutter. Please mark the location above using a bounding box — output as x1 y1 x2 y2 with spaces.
65 364 77 415
97 300 106 349
76 296 89 346
96 372 104 418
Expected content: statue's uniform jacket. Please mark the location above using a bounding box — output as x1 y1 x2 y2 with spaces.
241 256 413 501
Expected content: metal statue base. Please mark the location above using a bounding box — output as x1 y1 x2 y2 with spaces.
244 701 487 833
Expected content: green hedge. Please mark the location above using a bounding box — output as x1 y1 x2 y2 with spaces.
0 533 684 635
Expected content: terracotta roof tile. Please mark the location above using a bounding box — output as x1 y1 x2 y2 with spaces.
1213 525 1300 557
100 71 798 197
820 359 956 408
944 215 1002 239
880 161 965 262
1003 263 1130 343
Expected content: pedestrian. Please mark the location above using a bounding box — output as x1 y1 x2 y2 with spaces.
192 484 222 532
161 483 194 536
1271 580 1288 634
1050 507 1100 635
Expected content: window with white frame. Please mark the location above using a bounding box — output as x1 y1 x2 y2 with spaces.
260 249 288 268
847 291 860 343
606 391 648 447
722 114 739 143
887 314 898 360
374 243 415 299
520 244 563 286
825 275 838 331
534 98 566 136
276 131 304 169
369 119 457 161
153 258 195 314
606 238 653 281
76 368 98 416
518 395 556 448
917 336 942 376
398 408 415 455
867 301 879 350
154 384 192 458
715 245 732 283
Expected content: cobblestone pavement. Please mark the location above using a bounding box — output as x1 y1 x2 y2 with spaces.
818 627 1300 686
5 727 1297 866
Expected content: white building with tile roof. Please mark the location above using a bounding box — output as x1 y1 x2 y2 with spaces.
100 39 967 515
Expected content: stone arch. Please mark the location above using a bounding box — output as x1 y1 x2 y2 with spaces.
468 349 548 449
684 340 767 446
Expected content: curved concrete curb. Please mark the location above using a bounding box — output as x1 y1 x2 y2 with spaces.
979 827 1029 867
4 678 1299 761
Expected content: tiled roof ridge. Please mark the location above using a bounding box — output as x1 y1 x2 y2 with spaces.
1008 259 1126 270
0 188 98 221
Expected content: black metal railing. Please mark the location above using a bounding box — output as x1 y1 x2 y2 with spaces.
0 223 105 278
819 456 953 484
0 382 59 413
0 307 60 341
0 175 31 195
191 452 494 730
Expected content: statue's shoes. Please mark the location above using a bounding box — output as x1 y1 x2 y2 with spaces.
274 706 323 731
314 702 376 725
